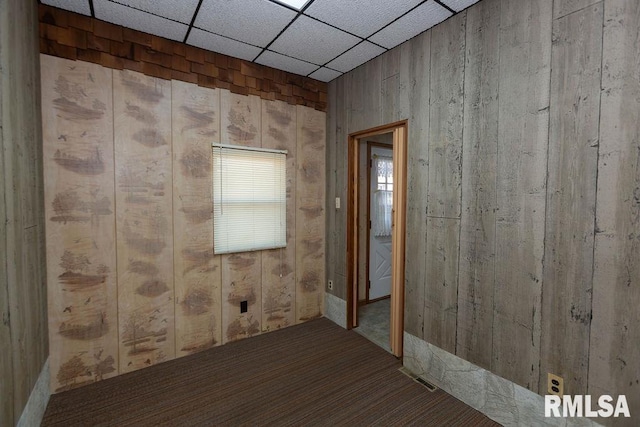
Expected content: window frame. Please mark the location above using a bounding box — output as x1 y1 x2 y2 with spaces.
212 143 288 255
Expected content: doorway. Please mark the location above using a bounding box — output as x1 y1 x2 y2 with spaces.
347 121 407 358
354 140 393 352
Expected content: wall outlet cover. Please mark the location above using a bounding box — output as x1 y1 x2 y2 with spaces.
547 373 564 396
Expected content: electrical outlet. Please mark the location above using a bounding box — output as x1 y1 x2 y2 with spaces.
548 373 564 396
328 280 333 290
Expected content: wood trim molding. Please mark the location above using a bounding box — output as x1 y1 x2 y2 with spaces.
347 121 408 357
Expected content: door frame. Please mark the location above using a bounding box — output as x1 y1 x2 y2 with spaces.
347 120 408 357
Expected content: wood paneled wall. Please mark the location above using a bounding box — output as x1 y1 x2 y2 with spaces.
42 55 326 393
1 0 48 424
326 0 640 420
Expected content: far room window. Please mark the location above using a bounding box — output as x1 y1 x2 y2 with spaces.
212 144 287 254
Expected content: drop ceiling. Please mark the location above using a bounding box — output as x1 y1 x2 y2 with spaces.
40 0 481 82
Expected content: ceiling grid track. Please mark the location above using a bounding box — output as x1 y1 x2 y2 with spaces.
40 0 481 82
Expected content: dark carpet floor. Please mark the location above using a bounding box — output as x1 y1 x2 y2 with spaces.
43 318 499 426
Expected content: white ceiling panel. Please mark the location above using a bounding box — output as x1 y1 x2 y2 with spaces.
440 0 481 12
42 0 91 16
369 0 452 49
326 41 385 73
269 15 360 66
187 29 263 62
304 0 423 38
275 0 310 9
112 0 200 24
44 0 481 80
194 0 297 48
256 51 318 76
308 67 342 83
94 0 188 41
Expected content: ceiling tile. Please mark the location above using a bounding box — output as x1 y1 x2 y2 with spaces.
274 0 310 9
187 29 263 62
304 0 423 38
440 0 481 12
256 51 318 76
42 0 91 16
112 0 201 24
194 0 297 48
326 41 385 73
94 0 188 41
269 15 360 66
369 0 452 49
308 67 342 82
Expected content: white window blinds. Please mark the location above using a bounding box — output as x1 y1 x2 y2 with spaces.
212 144 287 254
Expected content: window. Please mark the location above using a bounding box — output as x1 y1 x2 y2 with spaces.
212 144 287 254
373 155 393 237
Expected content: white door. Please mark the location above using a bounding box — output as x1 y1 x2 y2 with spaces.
368 146 393 300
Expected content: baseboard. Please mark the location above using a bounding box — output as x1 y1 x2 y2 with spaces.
324 293 346 329
403 333 602 427
17 358 50 427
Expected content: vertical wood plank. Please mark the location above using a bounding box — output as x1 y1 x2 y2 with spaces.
456 0 499 369
325 80 339 297
423 12 466 353
495 0 552 391
296 105 326 323
403 31 431 339
41 56 119 391
540 3 602 394
114 69 174 372
0 132 9 416
219 91 263 343
589 0 640 418
423 218 459 353
172 80 221 356
427 13 466 220
332 76 349 299
553 0 601 20
347 56 383 134
261 99 297 331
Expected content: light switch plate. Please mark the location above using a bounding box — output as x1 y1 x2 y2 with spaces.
335 197 340 209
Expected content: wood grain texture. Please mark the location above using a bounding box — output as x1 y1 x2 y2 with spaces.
172 80 221 357
347 56 383 134
296 105 326 323
114 69 175 372
493 0 551 392
541 3 602 395
456 0 499 369
1 2 47 420
261 99 297 331
219 91 262 343
423 12 466 353
325 80 339 297
41 55 119 392
331 76 349 299
427 12 466 220
403 31 431 339
381 44 410 124
423 218 459 354
553 0 601 19
589 0 640 419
